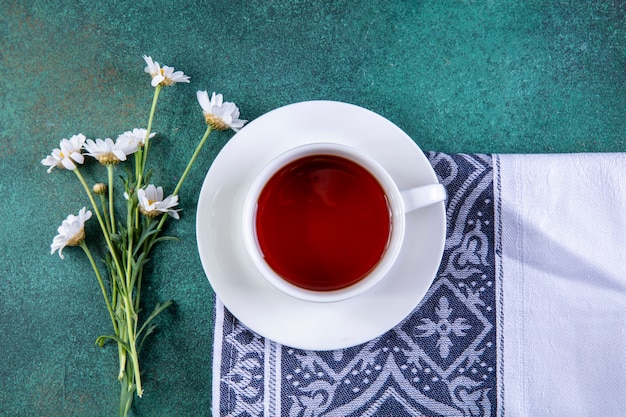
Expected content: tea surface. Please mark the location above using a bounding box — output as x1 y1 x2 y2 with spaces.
256 154 391 291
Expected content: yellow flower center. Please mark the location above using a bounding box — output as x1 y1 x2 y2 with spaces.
159 68 175 86
139 204 162 218
67 228 85 247
204 113 229 131
97 152 120 165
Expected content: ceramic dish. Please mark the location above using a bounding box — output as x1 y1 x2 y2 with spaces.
196 100 446 350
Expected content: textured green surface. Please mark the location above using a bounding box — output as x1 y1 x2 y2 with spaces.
1 0 624 415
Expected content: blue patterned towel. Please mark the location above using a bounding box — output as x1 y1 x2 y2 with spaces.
212 152 626 417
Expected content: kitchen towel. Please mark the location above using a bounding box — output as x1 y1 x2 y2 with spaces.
212 152 626 417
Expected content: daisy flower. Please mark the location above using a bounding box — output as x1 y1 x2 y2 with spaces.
143 55 190 87
51 207 92 259
117 128 156 147
196 91 247 132
83 137 139 165
41 134 87 172
137 184 180 219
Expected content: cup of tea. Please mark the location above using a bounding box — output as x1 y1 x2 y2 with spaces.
242 143 446 303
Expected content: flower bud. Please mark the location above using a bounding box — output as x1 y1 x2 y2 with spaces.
93 183 108 195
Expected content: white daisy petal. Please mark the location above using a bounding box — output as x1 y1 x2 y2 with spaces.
212 92 224 107
117 128 156 147
61 157 76 170
41 154 59 172
143 55 162 78
151 75 164 87
113 150 128 161
150 186 163 202
169 70 190 83
196 90 211 112
71 153 85 164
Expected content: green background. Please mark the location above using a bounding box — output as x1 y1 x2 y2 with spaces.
1 0 624 415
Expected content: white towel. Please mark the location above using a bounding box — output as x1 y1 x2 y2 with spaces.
495 153 626 416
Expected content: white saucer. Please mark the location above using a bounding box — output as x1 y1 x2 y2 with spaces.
196 101 446 351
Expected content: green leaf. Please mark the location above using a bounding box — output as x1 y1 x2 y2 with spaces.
138 324 156 352
151 235 179 246
110 233 122 245
133 223 160 256
129 252 150 289
95 335 131 353
137 300 173 339
143 169 153 184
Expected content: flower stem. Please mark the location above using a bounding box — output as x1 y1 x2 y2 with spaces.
133 217 152 312
153 125 212 236
125 195 134 289
116 293 127 381
110 84 162 404
108 164 116 234
99 193 112 235
123 295 143 397
134 269 143 312
137 84 161 189
80 241 116 330
134 149 143 191
73 169 124 280
173 125 212 196
82 245 127 390
119 370 134 417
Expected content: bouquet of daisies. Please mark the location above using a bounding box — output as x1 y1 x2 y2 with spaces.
41 56 246 416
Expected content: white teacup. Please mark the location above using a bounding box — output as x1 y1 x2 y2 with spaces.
242 143 446 303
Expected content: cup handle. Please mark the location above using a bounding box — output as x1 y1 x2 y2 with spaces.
401 183 447 213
